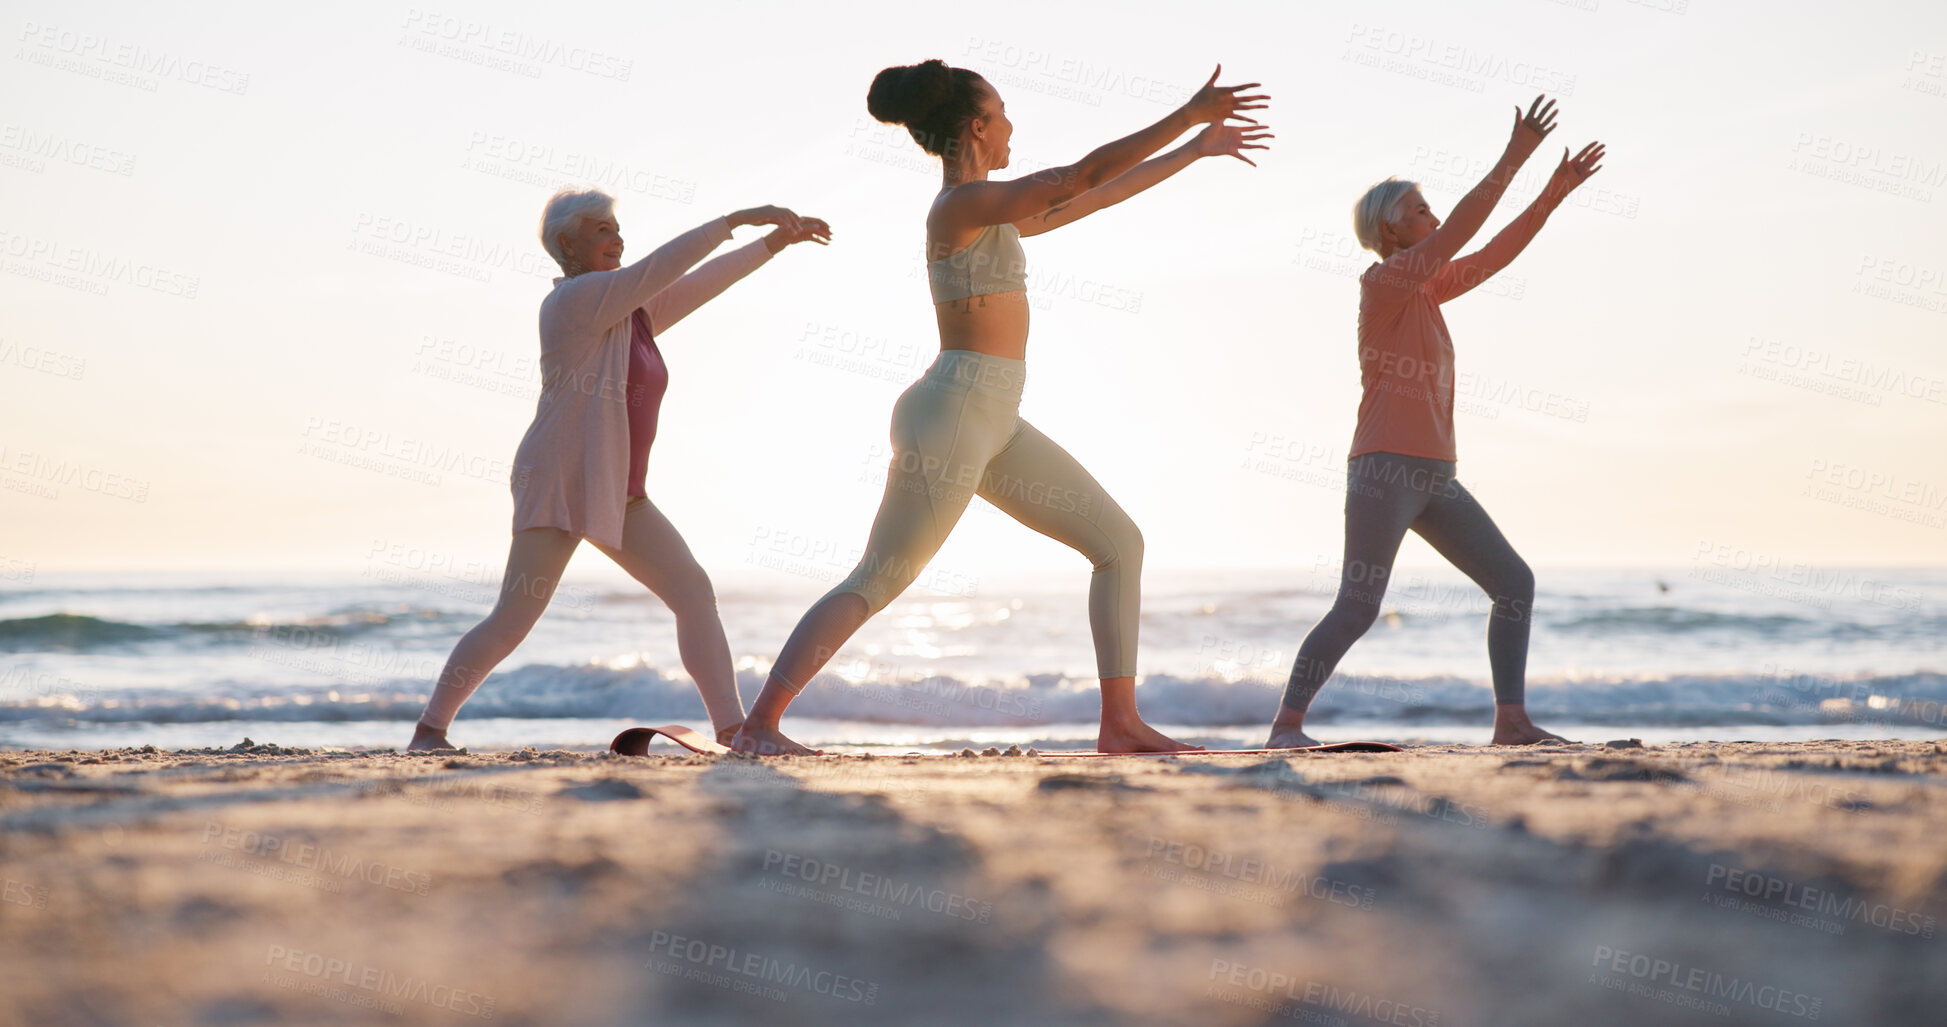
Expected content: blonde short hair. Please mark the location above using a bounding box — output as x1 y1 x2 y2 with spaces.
1352 178 1419 254
539 187 616 271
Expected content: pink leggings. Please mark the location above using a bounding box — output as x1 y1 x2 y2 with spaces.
417 497 744 733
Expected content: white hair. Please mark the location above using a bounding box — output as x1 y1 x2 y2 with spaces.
538 187 617 272
1352 178 1420 254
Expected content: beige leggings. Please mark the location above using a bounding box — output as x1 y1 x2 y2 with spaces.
779 349 1143 690
418 497 745 732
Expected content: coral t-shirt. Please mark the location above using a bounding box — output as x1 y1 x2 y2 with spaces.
1347 204 1549 463
1348 257 1460 462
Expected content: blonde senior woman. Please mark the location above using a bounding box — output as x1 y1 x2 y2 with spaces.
1264 97 1601 750
408 189 830 752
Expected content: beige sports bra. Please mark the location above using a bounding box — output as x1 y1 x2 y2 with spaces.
927 223 1029 303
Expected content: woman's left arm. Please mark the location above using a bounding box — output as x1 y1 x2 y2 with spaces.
1432 141 1604 302
1014 123 1270 238
646 217 831 334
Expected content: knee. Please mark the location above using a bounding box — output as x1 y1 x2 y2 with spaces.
1090 512 1143 574
816 589 879 631
1326 594 1383 639
475 607 539 650
662 567 719 619
827 590 874 621
1109 518 1143 571
1493 559 1535 606
835 563 905 617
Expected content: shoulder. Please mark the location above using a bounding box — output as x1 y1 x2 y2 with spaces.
925 185 968 229
1361 259 1428 298
538 276 624 336
539 279 577 317
1358 262 1399 295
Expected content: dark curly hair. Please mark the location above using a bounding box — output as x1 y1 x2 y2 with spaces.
866 59 990 159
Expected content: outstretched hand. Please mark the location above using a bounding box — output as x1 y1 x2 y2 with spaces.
729 204 807 234
1182 64 1270 126
1545 141 1605 200
765 215 832 253
1510 94 1559 150
1192 122 1273 166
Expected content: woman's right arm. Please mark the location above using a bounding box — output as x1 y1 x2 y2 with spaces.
940 65 1268 230
555 206 808 332
646 215 831 334
1375 96 1558 293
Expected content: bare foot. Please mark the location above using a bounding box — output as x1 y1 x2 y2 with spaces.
1265 726 1322 749
1098 719 1204 754
406 721 458 752
715 721 744 748
1493 726 1571 745
1492 706 1572 746
730 723 824 756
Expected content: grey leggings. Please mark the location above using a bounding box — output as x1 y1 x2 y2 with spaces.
1281 452 1535 711
784 349 1142 688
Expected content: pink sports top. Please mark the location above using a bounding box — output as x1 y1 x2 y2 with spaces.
624 307 669 498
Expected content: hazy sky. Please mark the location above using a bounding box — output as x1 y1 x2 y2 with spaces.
3 0 1944 585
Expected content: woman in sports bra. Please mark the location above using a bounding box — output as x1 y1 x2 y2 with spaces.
1263 96 1603 749
732 60 1269 755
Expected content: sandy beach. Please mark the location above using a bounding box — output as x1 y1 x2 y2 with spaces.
9 2 1946 1025
2 738 1943 1025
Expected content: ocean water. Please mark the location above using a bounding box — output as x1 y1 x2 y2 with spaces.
2 565 1943 752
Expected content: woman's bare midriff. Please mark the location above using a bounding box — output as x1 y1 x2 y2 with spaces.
934 289 1031 360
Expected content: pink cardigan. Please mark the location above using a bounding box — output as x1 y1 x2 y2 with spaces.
510 216 772 547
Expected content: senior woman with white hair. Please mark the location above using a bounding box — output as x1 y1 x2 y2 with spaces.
1264 95 1603 750
407 189 830 751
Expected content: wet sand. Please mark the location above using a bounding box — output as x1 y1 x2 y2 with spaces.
2 738 1944 1025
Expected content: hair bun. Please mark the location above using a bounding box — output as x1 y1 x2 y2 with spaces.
867 59 953 127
